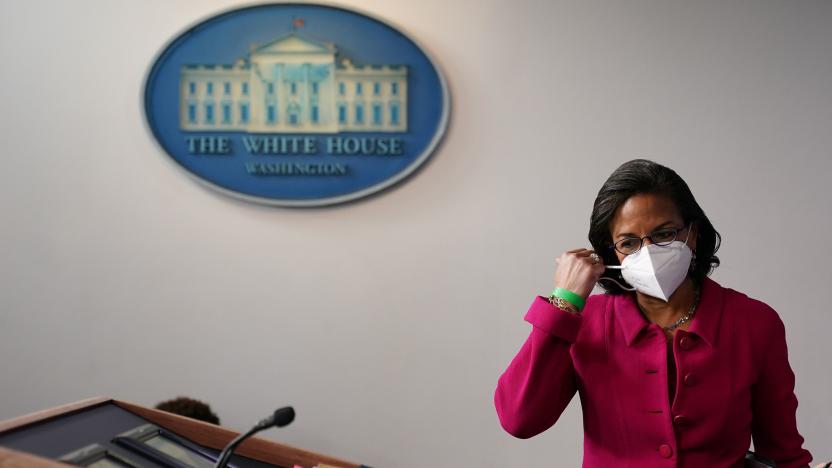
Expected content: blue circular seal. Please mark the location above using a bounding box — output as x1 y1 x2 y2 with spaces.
144 3 449 207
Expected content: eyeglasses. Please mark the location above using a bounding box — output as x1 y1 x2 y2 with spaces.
612 225 688 256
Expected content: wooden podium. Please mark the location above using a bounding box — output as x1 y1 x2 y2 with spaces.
0 397 363 468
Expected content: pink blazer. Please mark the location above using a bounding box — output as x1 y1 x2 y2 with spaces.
494 277 811 467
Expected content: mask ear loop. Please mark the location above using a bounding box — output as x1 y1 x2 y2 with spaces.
682 223 697 272
598 265 636 291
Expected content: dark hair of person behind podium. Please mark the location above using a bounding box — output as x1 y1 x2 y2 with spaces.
155 396 220 425
588 159 722 294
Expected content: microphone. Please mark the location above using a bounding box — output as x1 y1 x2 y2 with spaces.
253 407 295 431
214 406 295 468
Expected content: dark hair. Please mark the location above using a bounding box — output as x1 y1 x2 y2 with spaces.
589 159 721 294
155 396 220 425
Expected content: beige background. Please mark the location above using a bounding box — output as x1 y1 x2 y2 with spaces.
1 0 830 466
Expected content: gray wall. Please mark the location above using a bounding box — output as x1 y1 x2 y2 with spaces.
1 0 830 466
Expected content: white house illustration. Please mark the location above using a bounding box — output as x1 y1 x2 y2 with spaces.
180 33 408 133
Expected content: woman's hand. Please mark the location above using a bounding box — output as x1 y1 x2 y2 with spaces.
553 248 607 299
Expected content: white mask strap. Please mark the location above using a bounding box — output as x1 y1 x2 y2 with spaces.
683 224 692 246
597 274 636 291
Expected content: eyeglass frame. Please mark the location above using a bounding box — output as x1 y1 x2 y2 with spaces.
610 223 692 256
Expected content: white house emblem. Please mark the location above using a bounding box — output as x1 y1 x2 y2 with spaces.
144 5 449 207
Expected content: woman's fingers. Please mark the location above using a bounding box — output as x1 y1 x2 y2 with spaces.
567 248 597 259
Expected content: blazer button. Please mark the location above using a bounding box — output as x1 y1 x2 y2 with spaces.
658 444 674 458
683 372 697 386
679 336 694 350
673 415 691 426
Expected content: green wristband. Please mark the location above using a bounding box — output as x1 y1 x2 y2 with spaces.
552 288 586 311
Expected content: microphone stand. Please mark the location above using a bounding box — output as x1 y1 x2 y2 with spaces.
214 406 295 468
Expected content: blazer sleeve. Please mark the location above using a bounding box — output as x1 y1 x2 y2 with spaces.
750 306 812 467
494 296 582 439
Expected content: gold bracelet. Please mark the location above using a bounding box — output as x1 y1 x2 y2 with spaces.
548 295 579 314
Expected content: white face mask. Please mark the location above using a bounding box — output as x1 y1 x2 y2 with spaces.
602 231 693 302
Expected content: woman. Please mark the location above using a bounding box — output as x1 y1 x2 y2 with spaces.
494 160 812 467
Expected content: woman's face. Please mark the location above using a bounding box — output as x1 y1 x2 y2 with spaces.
609 193 697 264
